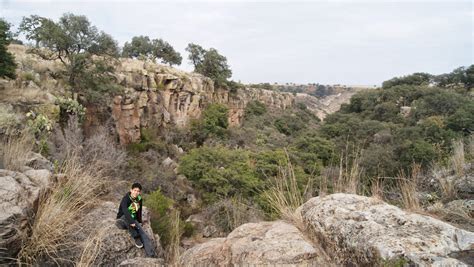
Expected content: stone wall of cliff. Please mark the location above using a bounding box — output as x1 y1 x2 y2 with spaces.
111 59 295 145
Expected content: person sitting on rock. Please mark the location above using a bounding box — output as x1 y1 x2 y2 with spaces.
115 182 145 248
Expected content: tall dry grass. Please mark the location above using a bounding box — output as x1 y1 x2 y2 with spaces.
333 145 363 194
17 152 106 265
451 139 465 177
370 177 383 200
165 209 182 266
76 227 109 267
431 138 468 201
0 130 34 171
432 165 457 200
262 150 310 228
397 164 421 211
50 117 126 177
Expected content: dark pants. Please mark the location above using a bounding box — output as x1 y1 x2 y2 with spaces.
116 215 140 239
116 215 156 257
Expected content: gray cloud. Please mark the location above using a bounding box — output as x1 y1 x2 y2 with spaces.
1 0 472 85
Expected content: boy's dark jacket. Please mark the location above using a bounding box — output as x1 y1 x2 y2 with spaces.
116 192 143 224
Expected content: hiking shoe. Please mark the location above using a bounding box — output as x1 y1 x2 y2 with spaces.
134 238 143 248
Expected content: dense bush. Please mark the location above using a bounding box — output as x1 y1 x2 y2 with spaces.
290 132 336 174
190 103 229 145
0 18 16 79
320 67 472 177
144 189 175 247
273 105 319 136
244 100 267 117
178 146 261 203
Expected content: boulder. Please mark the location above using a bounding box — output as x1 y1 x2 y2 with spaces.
79 201 164 266
301 193 474 266
162 157 177 169
0 169 49 264
179 221 325 266
25 152 53 171
118 257 165 266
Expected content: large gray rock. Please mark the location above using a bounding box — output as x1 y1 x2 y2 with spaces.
179 220 326 266
301 193 474 266
0 169 50 264
80 201 164 266
118 257 165 266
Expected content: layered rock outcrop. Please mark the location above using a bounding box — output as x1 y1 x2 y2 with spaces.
112 59 295 145
79 201 164 266
179 220 328 266
301 193 474 266
0 153 52 264
180 194 474 266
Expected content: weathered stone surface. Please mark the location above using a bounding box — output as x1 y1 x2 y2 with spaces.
0 168 50 264
301 193 474 266
179 221 323 266
111 60 296 145
162 157 177 169
118 257 165 266
25 152 53 171
23 169 51 188
80 201 164 266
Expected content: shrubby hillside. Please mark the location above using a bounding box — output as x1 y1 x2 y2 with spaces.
0 13 472 266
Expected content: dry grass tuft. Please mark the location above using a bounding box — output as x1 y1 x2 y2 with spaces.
50 117 126 177
262 150 310 228
451 139 465 177
370 177 383 200
17 152 106 265
432 165 457 200
165 209 182 266
76 227 109 267
0 130 34 171
333 145 363 194
397 164 421 211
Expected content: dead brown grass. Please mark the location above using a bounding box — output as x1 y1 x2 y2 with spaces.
76 227 109 267
165 209 182 266
451 139 465 177
333 144 363 194
432 165 457 200
262 150 310 229
0 130 35 171
397 164 421 211
17 152 106 265
370 177 383 200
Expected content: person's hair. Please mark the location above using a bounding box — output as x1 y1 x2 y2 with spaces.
131 182 142 190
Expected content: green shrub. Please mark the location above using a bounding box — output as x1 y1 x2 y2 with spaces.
178 146 261 203
245 101 267 117
290 132 335 174
127 127 168 154
26 111 53 136
144 189 174 246
274 114 304 135
190 103 229 144
55 97 86 123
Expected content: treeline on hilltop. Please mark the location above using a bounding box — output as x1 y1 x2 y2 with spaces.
0 13 238 105
247 82 359 98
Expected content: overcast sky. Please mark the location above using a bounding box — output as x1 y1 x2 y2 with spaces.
1 0 472 86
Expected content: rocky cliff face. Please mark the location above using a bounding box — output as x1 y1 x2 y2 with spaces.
0 153 53 265
5 45 362 146
111 59 295 145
